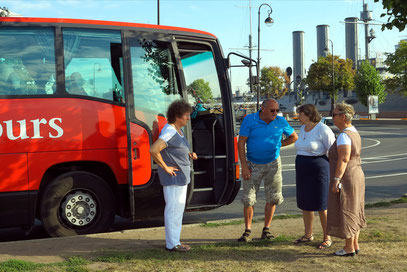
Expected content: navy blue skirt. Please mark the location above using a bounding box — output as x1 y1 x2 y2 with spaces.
295 155 329 211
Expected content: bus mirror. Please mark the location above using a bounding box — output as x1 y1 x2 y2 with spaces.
226 52 257 69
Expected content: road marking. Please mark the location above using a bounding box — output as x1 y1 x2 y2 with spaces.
237 172 407 191
281 154 407 171
362 138 381 149
365 172 407 179
359 130 403 135
362 152 407 164
363 157 407 164
363 152 407 159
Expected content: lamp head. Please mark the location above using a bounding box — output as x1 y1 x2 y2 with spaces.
265 16 274 26
265 9 274 26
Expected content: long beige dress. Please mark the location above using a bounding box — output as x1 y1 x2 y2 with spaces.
327 129 366 239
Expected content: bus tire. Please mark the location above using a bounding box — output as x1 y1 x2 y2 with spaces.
40 171 115 237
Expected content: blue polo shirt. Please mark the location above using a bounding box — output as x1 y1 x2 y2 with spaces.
239 111 294 164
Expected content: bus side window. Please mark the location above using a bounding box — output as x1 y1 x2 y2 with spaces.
62 28 124 102
67 72 88 96
0 61 13 95
0 27 56 96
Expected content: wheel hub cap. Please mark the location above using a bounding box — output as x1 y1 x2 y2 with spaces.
62 191 97 226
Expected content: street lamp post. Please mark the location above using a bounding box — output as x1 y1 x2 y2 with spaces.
257 3 274 110
157 0 160 25
325 39 334 111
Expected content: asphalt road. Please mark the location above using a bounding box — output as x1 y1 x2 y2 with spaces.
1 122 406 242
183 122 407 222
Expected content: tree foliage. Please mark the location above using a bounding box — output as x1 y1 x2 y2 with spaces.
305 55 355 112
257 66 289 99
187 78 213 104
0 6 10 17
354 60 386 107
374 0 407 31
384 40 407 97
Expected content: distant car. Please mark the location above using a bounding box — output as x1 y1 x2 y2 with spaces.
321 116 339 135
321 116 333 126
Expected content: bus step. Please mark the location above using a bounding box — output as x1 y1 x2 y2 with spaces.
193 187 213 192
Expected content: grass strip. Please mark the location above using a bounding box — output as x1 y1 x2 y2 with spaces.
365 197 407 209
0 259 44 272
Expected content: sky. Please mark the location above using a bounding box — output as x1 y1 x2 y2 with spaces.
2 0 406 94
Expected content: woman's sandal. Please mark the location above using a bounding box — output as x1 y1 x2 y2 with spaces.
166 244 191 252
317 239 333 249
293 235 314 244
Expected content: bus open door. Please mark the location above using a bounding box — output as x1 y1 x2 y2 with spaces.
123 30 240 220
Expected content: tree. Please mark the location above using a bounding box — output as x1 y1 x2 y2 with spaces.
187 78 213 104
384 40 407 97
305 55 355 113
374 0 407 31
0 7 10 17
256 66 289 99
354 60 386 107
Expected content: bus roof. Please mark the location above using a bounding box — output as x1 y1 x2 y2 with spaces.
0 17 217 39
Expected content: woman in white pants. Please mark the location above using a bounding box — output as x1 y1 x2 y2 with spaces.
150 100 197 252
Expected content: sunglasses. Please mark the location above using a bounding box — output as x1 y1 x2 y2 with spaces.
332 113 343 117
269 109 280 113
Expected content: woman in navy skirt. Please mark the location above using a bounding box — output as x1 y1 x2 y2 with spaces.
293 104 335 249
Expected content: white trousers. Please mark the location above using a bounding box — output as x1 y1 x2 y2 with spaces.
163 184 188 249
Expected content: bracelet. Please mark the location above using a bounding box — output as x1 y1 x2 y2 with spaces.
333 177 341 181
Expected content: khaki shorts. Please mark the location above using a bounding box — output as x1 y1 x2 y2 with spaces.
241 157 284 206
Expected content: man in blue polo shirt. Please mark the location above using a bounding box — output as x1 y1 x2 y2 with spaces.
237 99 298 242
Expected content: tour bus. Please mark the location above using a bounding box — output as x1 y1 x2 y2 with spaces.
0 17 242 237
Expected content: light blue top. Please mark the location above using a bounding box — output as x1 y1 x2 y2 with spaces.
239 111 294 164
157 124 191 186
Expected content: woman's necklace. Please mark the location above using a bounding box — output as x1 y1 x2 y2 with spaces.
172 124 183 136
303 122 317 140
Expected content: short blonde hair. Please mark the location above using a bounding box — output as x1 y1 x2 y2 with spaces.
335 101 355 122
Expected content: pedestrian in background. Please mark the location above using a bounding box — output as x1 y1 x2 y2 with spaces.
150 100 197 252
237 98 298 242
327 102 366 257
293 104 335 249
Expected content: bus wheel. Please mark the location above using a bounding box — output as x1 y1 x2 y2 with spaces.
40 171 115 237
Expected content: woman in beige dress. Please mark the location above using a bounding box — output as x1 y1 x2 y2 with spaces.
327 102 366 257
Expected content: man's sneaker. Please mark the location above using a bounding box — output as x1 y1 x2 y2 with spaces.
261 227 274 240
237 229 252 242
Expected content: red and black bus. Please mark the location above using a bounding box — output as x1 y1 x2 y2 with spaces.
0 17 241 237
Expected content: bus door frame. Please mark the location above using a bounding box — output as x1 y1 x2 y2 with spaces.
173 37 239 207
